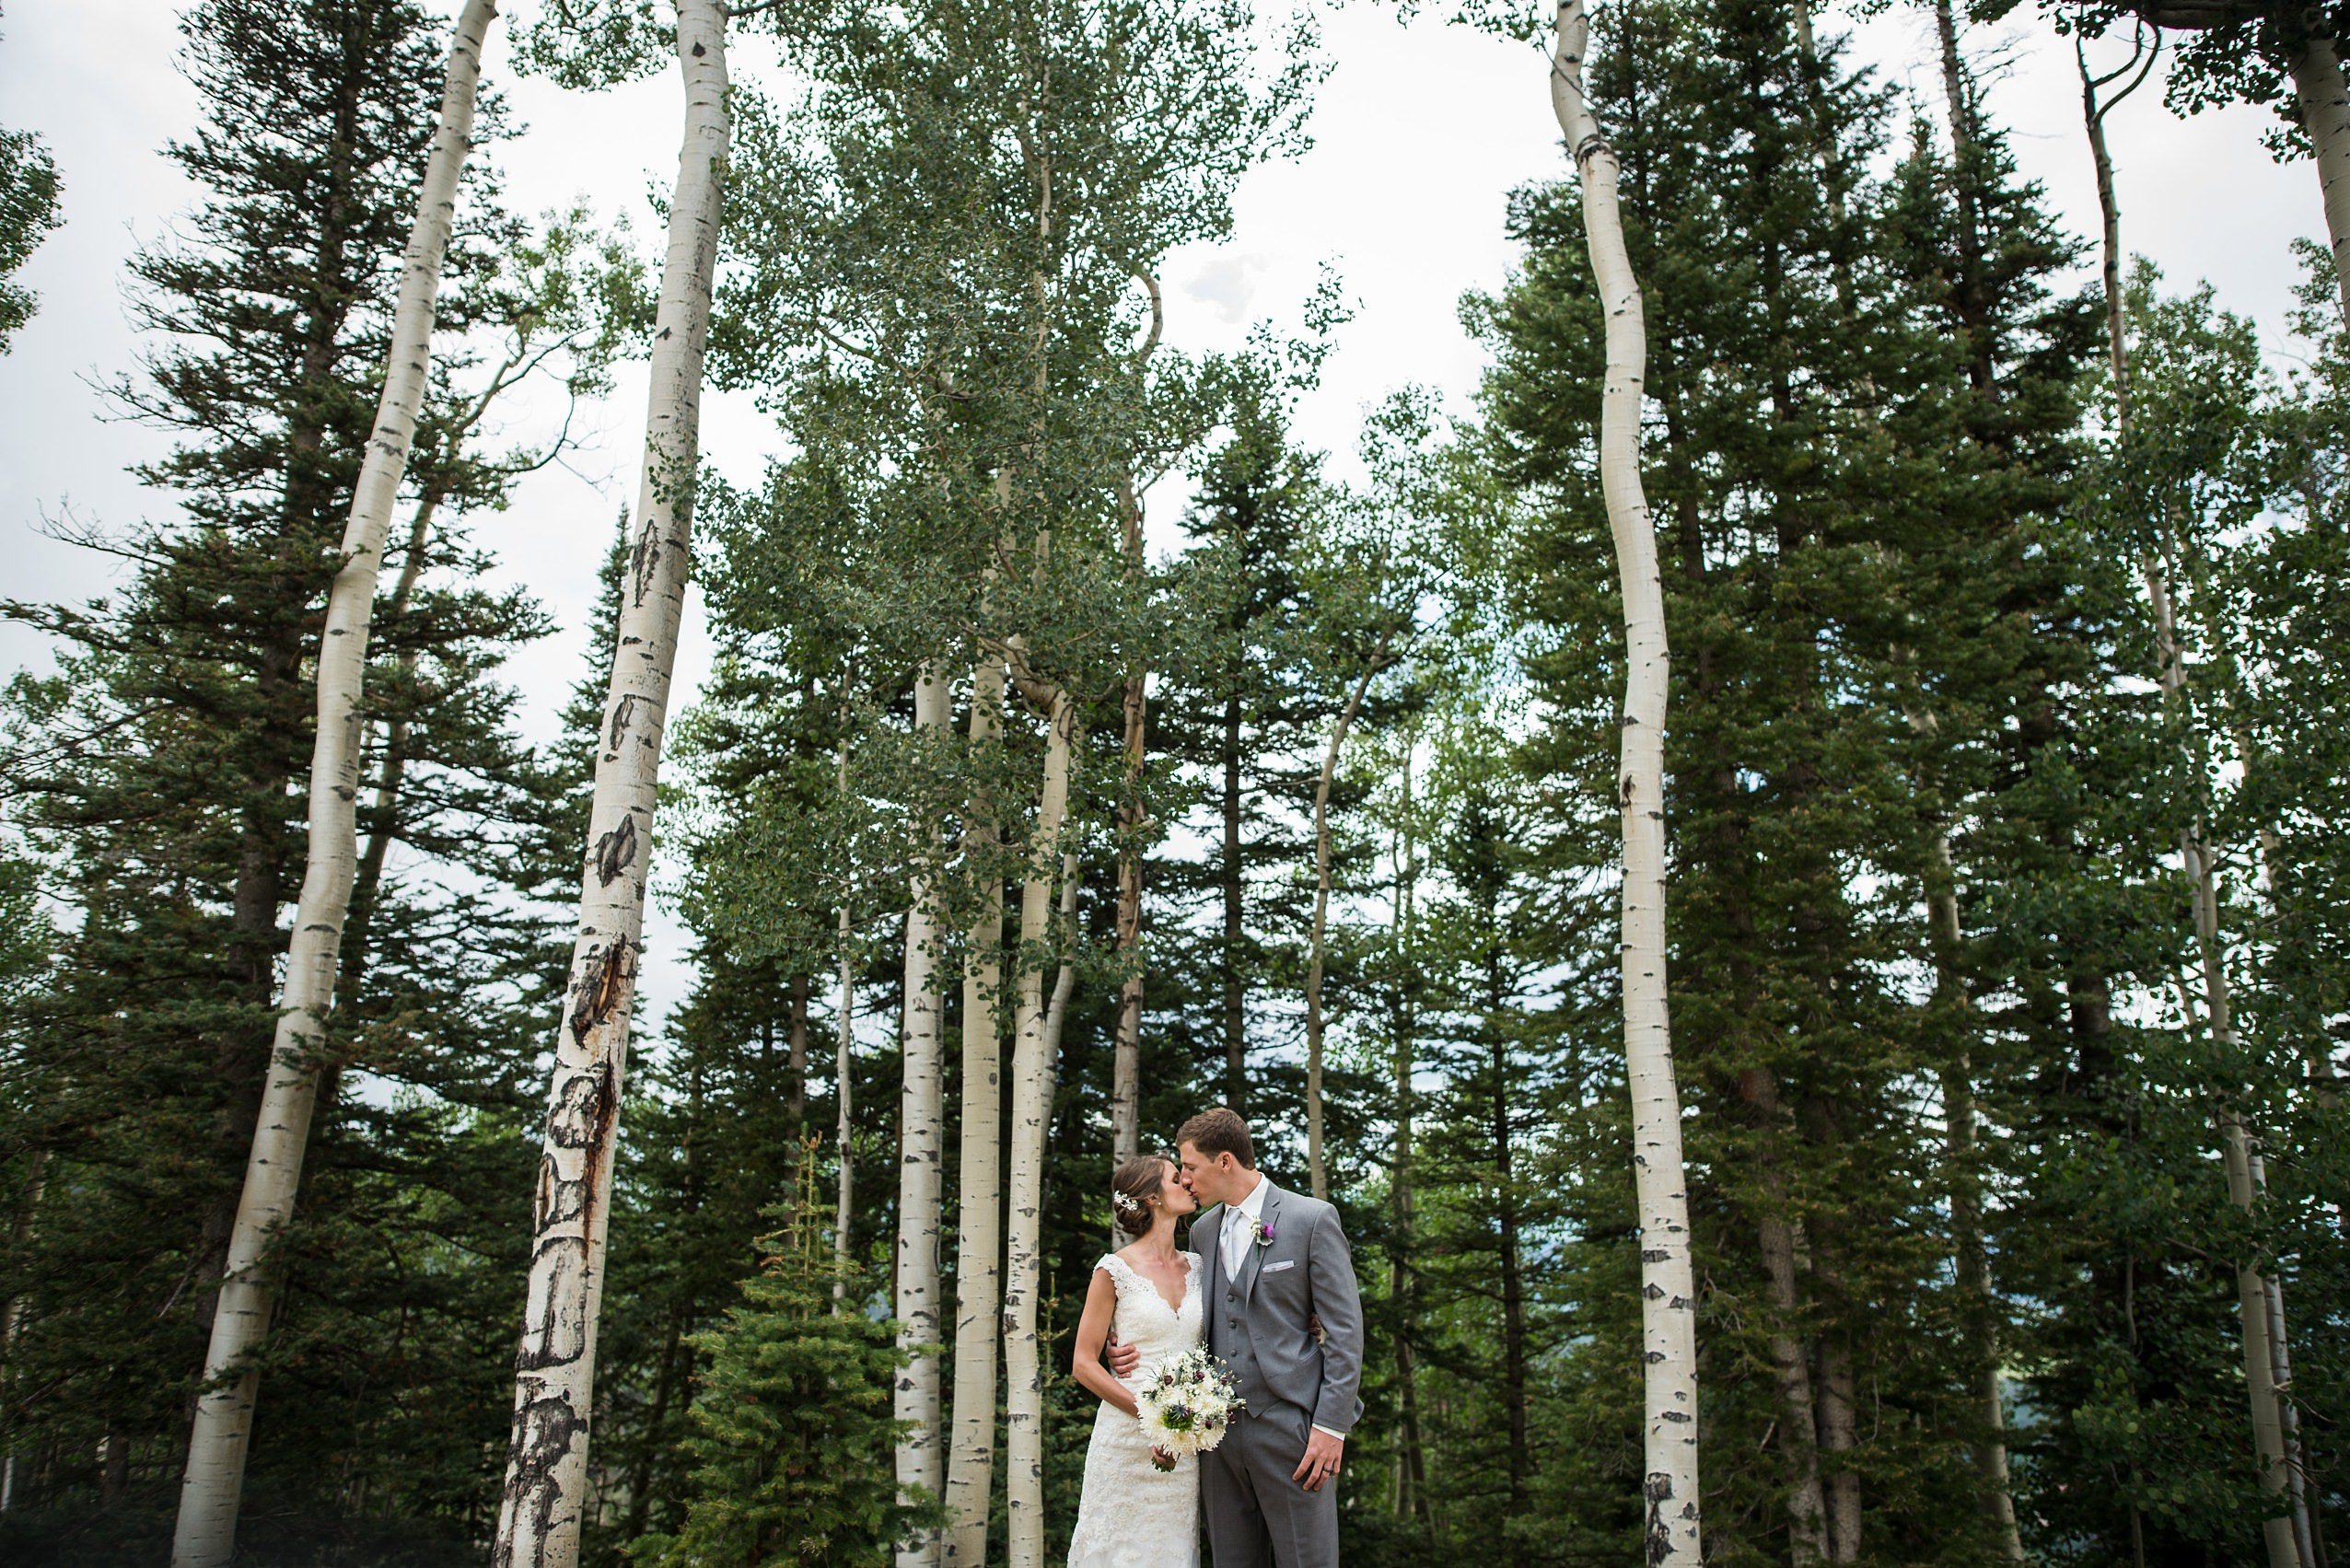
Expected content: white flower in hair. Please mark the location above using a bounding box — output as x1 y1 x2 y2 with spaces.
1112 1190 1145 1218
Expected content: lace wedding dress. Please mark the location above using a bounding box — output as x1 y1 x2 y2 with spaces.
1066 1249 1204 1568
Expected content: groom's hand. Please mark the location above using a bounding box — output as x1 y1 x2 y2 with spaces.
1292 1427 1344 1493
1105 1330 1141 1378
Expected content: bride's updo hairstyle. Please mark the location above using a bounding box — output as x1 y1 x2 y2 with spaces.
1111 1155 1170 1239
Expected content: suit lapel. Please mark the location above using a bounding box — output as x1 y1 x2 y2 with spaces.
1238 1181 1284 1303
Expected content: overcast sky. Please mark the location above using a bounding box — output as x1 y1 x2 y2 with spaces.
0 0 2321 1031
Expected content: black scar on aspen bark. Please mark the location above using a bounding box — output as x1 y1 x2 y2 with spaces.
607 691 646 755
535 1159 585 1229
630 516 660 606
579 1056 621 1202
549 1069 610 1149
568 937 635 1047
516 1236 589 1369
1645 1471 1675 1563
496 1388 585 1563
594 814 639 887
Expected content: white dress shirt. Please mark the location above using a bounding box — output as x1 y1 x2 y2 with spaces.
1221 1169 1269 1276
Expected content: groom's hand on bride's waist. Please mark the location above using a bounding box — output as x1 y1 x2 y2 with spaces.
1104 1330 1141 1378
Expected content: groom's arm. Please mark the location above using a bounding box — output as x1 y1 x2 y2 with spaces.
1306 1202 1364 1437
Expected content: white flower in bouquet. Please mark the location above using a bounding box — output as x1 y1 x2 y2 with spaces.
1134 1345 1246 1471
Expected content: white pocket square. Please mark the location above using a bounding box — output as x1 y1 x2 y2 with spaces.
1261 1259 1296 1273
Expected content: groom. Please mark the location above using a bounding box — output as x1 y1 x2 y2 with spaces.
1178 1107 1362 1568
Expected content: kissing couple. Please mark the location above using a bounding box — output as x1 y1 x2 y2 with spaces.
1064 1108 1365 1568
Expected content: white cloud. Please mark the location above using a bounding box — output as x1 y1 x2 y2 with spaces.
1185 253 1271 324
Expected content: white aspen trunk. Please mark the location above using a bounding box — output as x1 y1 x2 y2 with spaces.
2079 69 2168 1563
1110 468 1150 1169
2079 41 2133 427
1821 1337 1863 1561
169 8 498 1560
1551 6 1702 1560
944 655 1006 1566
2292 33 2350 331
1110 687 1144 1169
2080 92 2298 1554
896 664 951 1568
1388 760 1430 1526
836 738 857 1305
1924 837 2026 1562
1002 689 1078 1568
1305 647 1385 1203
2139 552 2305 1568
493 7 727 1562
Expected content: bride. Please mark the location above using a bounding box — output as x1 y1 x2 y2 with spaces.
1066 1154 1204 1567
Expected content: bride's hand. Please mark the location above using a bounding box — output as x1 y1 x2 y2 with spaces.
1151 1446 1179 1471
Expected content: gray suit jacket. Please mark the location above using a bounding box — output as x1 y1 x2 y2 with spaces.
1193 1179 1365 1437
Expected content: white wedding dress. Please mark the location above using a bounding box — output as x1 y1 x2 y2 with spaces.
1066 1249 1204 1568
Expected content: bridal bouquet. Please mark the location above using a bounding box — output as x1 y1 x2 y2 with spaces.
1135 1346 1245 1470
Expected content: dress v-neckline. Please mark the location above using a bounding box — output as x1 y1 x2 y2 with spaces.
1123 1250 1192 1317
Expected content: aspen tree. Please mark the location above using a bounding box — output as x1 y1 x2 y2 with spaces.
999 676 1082 1568
1549 3 1702 1559
2076 1 2350 329
2291 32 2350 328
836 738 858 1301
169 6 500 1560
2077 75 2313 1564
1111 470 1150 1169
2140 517 2309 1568
1385 756 1429 1527
943 652 1006 1565
708 9 1309 1554
494 5 729 1562
895 663 951 1568
1301 396 1444 1202
1304 653 1383 1202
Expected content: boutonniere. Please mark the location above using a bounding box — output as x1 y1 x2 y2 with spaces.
1252 1221 1275 1250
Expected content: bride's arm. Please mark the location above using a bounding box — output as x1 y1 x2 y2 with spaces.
1071 1268 1141 1419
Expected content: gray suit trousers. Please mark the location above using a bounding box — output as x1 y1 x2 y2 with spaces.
1202 1402 1337 1568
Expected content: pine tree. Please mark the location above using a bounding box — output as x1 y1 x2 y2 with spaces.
630 1144 937 1568
1476 0 2099 1557
1151 386 1344 1133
